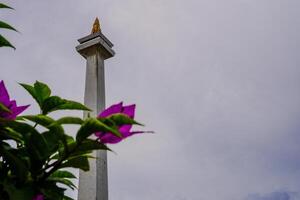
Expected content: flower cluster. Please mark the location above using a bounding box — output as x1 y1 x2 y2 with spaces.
96 102 144 144
0 80 148 200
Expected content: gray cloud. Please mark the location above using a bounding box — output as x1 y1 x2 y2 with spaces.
1 0 300 200
245 191 298 200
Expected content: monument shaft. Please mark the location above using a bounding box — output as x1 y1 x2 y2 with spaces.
76 30 115 200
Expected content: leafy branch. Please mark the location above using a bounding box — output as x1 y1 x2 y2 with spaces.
0 3 17 49
0 81 146 200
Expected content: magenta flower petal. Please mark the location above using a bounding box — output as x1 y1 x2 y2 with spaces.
99 102 123 117
129 131 146 135
13 105 30 115
95 102 145 144
122 104 135 118
121 132 132 138
32 194 44 200
0 81 10 105
122 131 145 138
119 124 132 133
95 132 104 138
100 134 122 144
0 80 29 120
101 131 145 144
9 100 17 109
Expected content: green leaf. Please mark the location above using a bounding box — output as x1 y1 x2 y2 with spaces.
49 170 76 179
76 139 111 152
68 150 92 160
20 81 90 114
59 156 89 171
57 117 84 125
3 182 34 200
76 118 121 143
5 121 39 140
6 120 51 163
28 128 50 161
0 20 17 32
48 178 76 190
21 115 65 142
0 34 15 49
49 152 59 160
22 115 68 157
48 171 77 190
19 83 37 103
2 127 23 143
21 114 55 127
42 96 90 115
63 196 74 200
65 135 75 144
4 122 49 172
106 113 144 126
0 144 28 182
34 81 51 105
19 81 51 108
41 182 66 200
69 139 111 158
0 3 13 9
0 102 10 113
42 131 60 154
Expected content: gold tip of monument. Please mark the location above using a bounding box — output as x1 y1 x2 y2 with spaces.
91 17 101 34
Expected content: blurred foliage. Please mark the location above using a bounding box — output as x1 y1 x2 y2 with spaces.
0 81 142 200
0 3 17 49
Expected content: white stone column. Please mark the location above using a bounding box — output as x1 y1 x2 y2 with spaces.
76 32 115 200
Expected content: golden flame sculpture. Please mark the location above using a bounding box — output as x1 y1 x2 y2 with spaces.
91 17 101 34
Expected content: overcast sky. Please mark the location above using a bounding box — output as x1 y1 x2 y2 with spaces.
1 1 300 200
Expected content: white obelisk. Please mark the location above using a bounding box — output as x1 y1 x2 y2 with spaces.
76 18 115 200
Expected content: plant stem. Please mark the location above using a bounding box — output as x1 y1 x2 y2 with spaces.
40 141 82 182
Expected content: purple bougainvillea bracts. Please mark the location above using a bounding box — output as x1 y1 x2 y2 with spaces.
95 102 144 144
32 194 44 200
0 80 29 119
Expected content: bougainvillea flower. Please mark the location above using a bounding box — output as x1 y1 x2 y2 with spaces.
95 102 144 144
0 80 29 119
32 194 44 200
